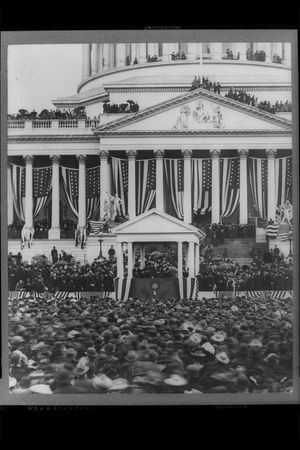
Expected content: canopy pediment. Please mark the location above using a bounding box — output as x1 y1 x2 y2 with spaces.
94 87 292 135
114 209 205 243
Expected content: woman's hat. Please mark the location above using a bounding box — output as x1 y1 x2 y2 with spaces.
92 374 113 390
163 374 188 387
201 342 215 355
215 352 230 364
30 384 52 394
211 332 226 343
86 347 98 358
109 378 130 391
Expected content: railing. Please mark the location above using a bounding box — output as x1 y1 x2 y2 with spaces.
58 120 79 128
85 119 100 128
32 120 52 128
8 121 25 128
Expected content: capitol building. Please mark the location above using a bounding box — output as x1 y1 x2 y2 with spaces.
7 40 293 294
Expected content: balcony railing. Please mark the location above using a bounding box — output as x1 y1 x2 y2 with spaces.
8 118 101 135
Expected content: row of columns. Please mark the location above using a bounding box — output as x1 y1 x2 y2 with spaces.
82 42 291 79
115 240 200 278
8 148 279 236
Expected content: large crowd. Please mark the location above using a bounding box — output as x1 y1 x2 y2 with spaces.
102 100 139 114
190 76 221 93
8 106 87 121
8 291 293 394
225 88 292 114
196 222 255 244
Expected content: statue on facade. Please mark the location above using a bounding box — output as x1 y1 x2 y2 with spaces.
173 105 191 129
104 192 123 222
276 200 293 225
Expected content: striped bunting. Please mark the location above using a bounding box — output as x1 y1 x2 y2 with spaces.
89 220 105 234
266 223 279 238
115 278 133 302
239 290 293 300
178 278 197 300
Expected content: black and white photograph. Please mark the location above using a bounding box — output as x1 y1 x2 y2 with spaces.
2 30 298 403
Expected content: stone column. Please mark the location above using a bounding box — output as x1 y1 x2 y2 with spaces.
210 149 221 224
210 43 223 60
82 44 91 79
182 148 192 224
109 43 115 70
127 149 137 219
238 149 249 225
48 155 61 239
131 43 138 62
154 149 164 212
177 241 183 277
7 165 13 226
99 150 109 220
98 44 104 72
91 44 99 75
283 42 291 66
140 244 145 269
77 155 86 228
267 149 277 220
236 43 247 61
116 43 126 67
188 241 195 277
127 242 133 277
147 43 158 57
265 43 272 63
23 155 34 230
117 242 124 278
138 43 147 64
103 43 110 71
187 43 197 60
195 243 200 276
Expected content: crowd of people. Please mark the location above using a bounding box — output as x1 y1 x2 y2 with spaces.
225 88 292 114
246 48 266 62
197 223 255 245
133 248 180 278
197 250 292 291
8 253 116 293
102 100 139 114
170 51 187 60
8 106 87 121
8 291 293 394
190 76 221 93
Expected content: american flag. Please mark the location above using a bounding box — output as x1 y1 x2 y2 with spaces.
164 158 184 219
121 160 128 192
192 159 212 214
86 166 100 198
177 159 184 191
266 221 279 237
136 158 156 214
286 156 292 202
89 220 104 234
220 158 240 218
21 167 26 197
248 158 267 218
33 167 52 198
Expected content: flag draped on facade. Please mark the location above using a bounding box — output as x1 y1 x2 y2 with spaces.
275 156 292 206
248 157 268 218
86 166 100 220
192 158 212 214
60 167 79 217
266 222 279 237
33 166 52 218
164 158 184 219
136 158 156 215
220 158 240 218
10 164 26 221
111 157 127 216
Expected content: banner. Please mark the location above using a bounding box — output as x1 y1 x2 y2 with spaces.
114 277 133 301
178 277 197 300
131 278 180 300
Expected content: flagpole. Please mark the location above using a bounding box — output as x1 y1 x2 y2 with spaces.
199 44 203 84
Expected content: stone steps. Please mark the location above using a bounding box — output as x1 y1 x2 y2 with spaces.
213 238 255 258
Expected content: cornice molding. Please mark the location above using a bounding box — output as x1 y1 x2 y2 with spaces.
106 85 290 93
8 135 99 142
96 129 291 137
94 87 292 134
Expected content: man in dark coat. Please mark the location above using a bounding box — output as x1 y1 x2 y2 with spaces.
51 246 58 264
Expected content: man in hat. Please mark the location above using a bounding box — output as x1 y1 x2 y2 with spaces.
51 246 58 265
51 370 86 394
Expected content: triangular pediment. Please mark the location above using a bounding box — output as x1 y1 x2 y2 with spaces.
95 88 291 134
114 209 205 237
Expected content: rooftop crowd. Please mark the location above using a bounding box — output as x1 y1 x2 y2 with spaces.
9 291 293 394
102 100 139 114
8 106 88 121
225 88 292 114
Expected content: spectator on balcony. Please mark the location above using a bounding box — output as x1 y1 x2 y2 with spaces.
180 51 187 60
133 57 138 65
171 52 176 61
126 55 131 66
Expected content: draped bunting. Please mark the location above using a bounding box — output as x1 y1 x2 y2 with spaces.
248 157 268 218
60 166 100 221
136 159 156 215
192 158 212 214
220 158 240 218
111 157 127 216
33 167 52 218
275 156 292 206
86 166 100 220
10 164 25 222
164 159 184 220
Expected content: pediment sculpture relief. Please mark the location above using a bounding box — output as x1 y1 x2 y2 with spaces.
173 100 224 130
